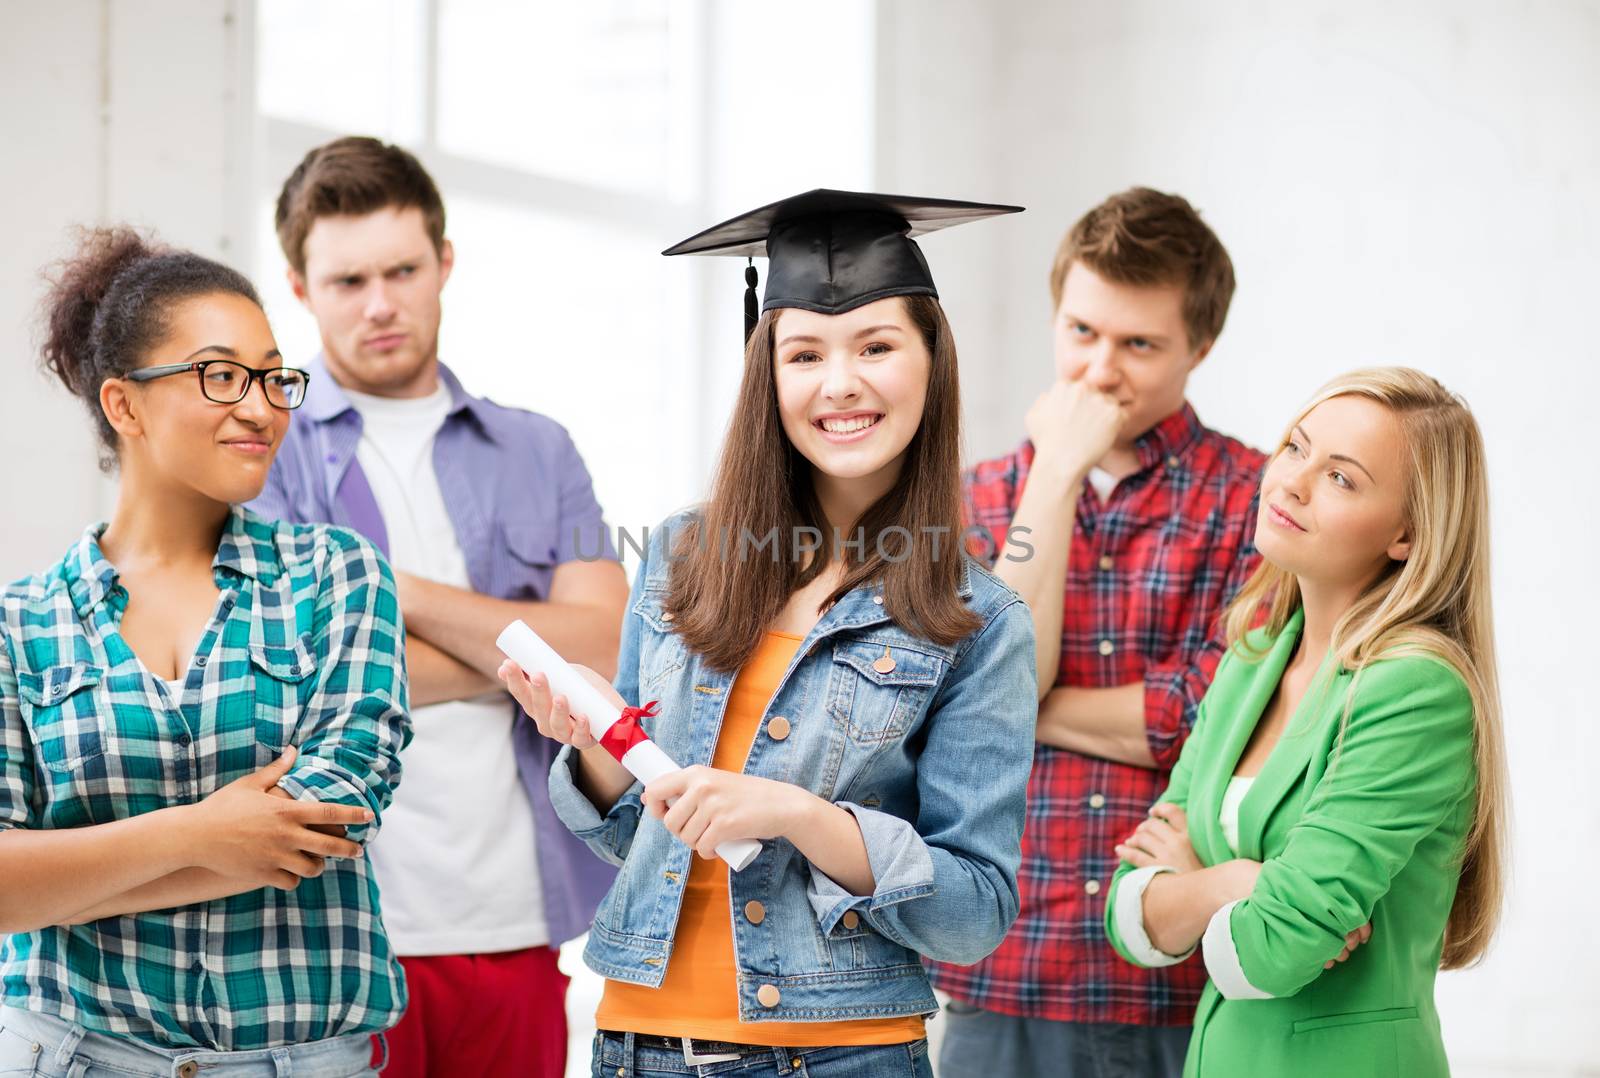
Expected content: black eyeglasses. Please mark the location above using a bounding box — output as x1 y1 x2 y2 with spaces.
125 359 311 410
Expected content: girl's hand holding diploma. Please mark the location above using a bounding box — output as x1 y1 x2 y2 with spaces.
643 767 809 861
497 658 635 808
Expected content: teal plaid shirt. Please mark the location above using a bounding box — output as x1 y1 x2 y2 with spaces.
0 507 411 1050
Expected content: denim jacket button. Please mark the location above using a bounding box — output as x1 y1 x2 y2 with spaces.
757 984 781 1008
767 716 791 741
661 611 674 622
841 911 860 930
744 900 766 925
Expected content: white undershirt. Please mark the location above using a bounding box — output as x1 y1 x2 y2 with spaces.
1086 466 1118 502
1220 775 1256 857
343 382 548 955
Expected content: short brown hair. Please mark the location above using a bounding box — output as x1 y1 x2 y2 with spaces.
1049 187 1235 349
275 136 446 275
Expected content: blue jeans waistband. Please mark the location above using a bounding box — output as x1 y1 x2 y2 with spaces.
594 1029 932 1077
0 1005 375 1077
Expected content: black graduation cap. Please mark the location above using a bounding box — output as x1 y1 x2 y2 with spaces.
663 189 1023 339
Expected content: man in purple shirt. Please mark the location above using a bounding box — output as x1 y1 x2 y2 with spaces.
250 136 626 1078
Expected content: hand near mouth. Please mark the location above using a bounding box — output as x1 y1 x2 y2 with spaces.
1026 378 1127 479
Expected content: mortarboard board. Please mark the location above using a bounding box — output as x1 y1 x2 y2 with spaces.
663 189 1023 339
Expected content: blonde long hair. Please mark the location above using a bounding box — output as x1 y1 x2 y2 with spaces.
1223 367 1507 969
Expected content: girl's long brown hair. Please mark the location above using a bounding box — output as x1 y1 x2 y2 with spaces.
665 295 981 674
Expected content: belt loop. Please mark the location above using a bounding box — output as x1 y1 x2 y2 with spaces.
53 1021 86 1070
65 1058 90 1078
270 1044 293 1076
621 1031 635 1078
374 1031 390 1073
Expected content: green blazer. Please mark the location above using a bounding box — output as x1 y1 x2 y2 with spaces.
1105 608 1477 1078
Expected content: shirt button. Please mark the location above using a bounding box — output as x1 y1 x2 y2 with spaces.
1085 879 1102 896
1167 455 1181 469
50 685 63 697
1098 555 1113 571
756 984 781 1008
744 900 766 925
767 716 791 741
1098 640 1115 657
1089 793 1106 810
195 656 208 668
176 734 191 748
842 911 861 930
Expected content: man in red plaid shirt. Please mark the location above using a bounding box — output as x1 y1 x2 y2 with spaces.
930 189 1267 1078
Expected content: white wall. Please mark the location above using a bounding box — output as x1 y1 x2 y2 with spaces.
1 2 113 580
877 1 1600 1074
0 0 254 583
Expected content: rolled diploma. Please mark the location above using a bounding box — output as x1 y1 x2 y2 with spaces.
496 619 761 871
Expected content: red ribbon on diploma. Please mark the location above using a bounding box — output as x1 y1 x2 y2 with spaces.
600 700 659 763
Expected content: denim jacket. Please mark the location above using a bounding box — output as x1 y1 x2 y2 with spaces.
548 509 1038 1023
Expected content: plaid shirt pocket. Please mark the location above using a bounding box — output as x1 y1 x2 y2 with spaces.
248 633 318 760
17 662 106 773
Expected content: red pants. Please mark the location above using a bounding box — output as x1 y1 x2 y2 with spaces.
373 946 569 1078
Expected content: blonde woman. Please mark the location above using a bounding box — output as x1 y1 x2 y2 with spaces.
1103 368 1507 1077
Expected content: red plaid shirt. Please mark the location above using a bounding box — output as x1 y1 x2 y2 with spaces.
928 403 1266 1025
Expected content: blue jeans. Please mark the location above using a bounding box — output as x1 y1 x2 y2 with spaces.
592 1031 933 1077
936 1000 1190 1078
0 1006 376 1077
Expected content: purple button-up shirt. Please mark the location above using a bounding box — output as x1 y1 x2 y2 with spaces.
248 355 618 945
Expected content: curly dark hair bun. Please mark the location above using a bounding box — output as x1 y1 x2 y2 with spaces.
37 226 261 470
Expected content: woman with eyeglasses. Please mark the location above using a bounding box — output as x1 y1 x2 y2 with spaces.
0 228 411 1076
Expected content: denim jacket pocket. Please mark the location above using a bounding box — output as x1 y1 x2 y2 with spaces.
249 634 318 756
827 639 943 745
17 662 105 773
632 587 688 695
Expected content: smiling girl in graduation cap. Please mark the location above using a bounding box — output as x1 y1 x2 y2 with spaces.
498 190 1037 1076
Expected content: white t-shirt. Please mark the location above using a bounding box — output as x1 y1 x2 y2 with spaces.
343 382 548 956
1086 466 1119 502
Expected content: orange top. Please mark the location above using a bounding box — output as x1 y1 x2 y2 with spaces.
595 631 926 1046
